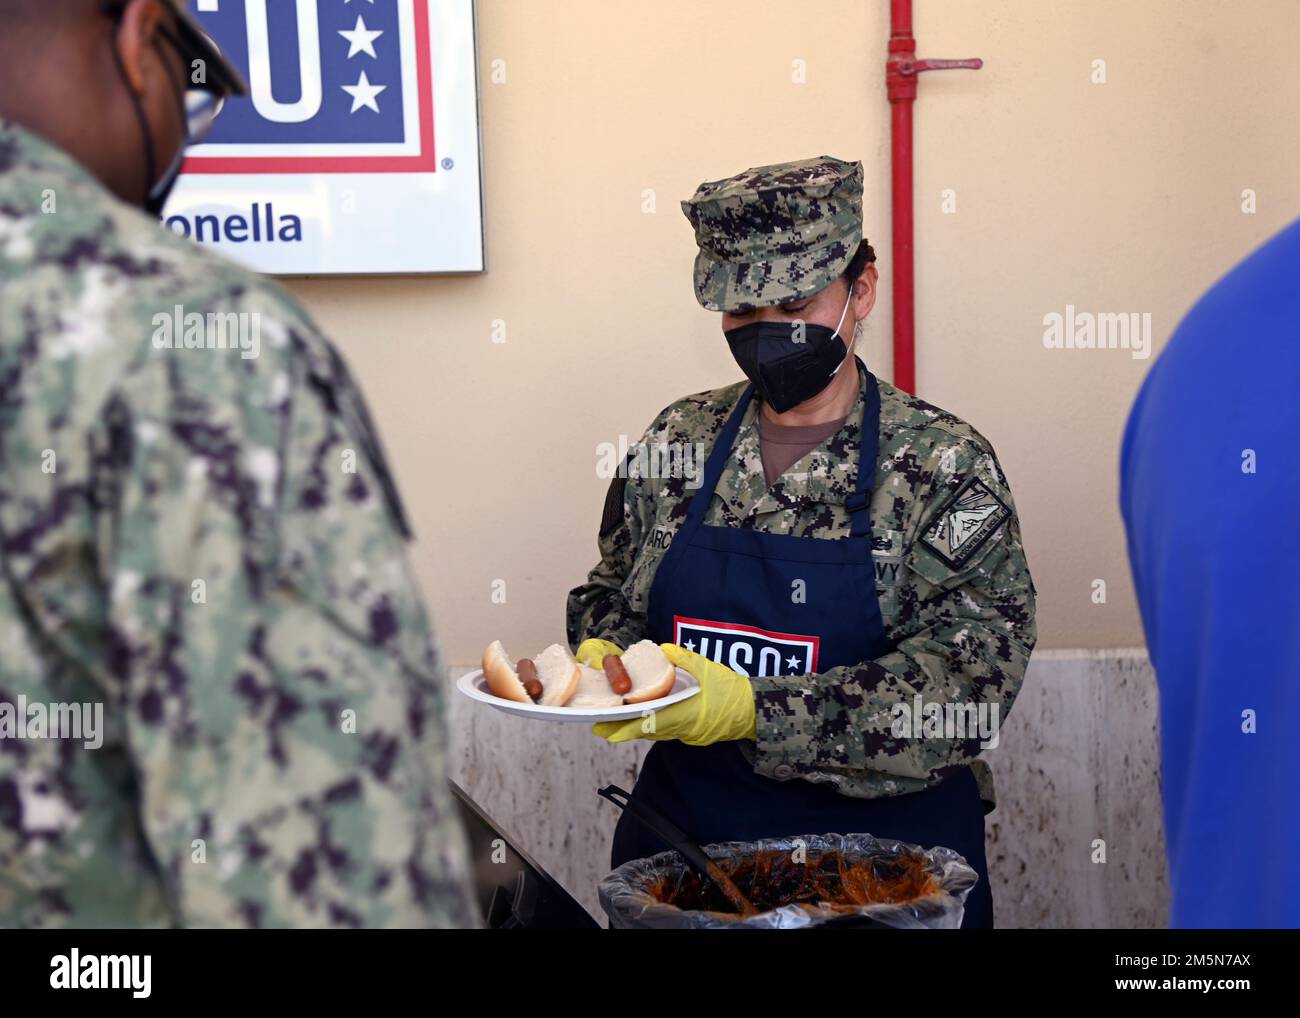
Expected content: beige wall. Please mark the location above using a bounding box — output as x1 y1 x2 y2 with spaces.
290 0 1300 661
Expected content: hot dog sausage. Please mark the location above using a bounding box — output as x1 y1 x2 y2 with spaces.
602 654 633 696
518 658 543 701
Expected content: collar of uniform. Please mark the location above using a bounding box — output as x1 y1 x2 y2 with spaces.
731 362 870 520
0 118 111 197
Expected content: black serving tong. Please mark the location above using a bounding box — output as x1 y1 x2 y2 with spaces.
598 784 756 916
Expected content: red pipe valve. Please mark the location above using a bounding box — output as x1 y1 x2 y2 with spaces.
888 48 983 102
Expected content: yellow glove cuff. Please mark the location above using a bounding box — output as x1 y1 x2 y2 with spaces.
575 638 623 668
660 643 757 746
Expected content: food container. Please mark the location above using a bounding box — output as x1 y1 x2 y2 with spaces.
598 832 977 929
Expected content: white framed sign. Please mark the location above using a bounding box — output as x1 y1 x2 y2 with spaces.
163 0 484 275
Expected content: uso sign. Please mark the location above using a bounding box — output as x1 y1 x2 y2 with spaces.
163 0 484 275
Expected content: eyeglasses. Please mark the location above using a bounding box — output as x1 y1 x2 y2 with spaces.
182 89 224 144
156 24 226 143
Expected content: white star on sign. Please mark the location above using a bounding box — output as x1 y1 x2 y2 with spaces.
339 15 383 58
787 656 802 670
683 639 695 652
342 70 386 113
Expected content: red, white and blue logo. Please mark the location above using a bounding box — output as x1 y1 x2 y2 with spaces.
184 0 437 175
672 616 820 677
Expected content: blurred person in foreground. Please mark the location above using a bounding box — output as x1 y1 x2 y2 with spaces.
0 0 476 927
1122 219 1300 928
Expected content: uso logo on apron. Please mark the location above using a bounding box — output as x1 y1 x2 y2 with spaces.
672 616 820 676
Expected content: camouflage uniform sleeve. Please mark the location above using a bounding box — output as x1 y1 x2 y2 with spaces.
102 306 477 928
749 436 1036 794
564 417 663 651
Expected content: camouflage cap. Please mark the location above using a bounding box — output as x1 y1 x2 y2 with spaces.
681 156 864 312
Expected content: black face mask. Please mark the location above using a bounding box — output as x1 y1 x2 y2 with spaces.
724 289 855 413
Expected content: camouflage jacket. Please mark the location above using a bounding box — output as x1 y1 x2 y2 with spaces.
0 121 476 928
567 362 1037 809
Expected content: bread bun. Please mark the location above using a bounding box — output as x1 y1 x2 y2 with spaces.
620 640 677 704
481 639 531 703
532 643 581 706
568 664 624 708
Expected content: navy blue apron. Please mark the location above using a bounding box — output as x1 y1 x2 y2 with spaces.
609 363 994 928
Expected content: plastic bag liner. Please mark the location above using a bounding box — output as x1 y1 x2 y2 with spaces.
599 832 977 929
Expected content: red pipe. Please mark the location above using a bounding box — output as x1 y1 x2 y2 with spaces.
886 0 982 394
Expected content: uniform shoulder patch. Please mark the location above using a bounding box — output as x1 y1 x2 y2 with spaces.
918 476 1011 569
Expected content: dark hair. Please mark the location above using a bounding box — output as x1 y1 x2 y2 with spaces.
841 239 877 285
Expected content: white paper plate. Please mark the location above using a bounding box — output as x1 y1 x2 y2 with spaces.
456 667 699 722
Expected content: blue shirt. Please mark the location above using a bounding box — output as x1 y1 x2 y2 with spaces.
1121 219 1300 928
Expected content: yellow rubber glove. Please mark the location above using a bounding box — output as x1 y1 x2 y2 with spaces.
593 643 757 746
575 638 623 668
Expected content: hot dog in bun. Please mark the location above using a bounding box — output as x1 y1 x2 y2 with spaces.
617 640 677 704
482 640 581 706
480 639 675 707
